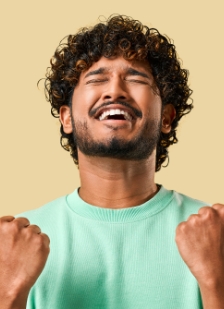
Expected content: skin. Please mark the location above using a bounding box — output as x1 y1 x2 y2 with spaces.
0 56 223 308
0 216 50 309
175 204 224 308
60 56 175 208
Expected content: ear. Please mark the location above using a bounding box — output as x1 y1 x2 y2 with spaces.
59 105 73 134
161 104 176 134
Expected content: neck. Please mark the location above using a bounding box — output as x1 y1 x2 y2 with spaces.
78 151 158 209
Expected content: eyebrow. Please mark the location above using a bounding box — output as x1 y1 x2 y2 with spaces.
84 67 107 78
125 68 150 79
84 67 151 79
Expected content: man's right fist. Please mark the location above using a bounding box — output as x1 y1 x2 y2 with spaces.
0 216 50 302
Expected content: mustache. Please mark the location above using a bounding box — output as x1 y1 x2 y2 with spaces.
89 101 142 118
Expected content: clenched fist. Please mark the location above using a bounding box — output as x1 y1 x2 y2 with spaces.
175 204 224 308
175 204 224 285
0 216 50 308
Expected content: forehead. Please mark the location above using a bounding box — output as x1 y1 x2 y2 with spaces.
81 56 152 78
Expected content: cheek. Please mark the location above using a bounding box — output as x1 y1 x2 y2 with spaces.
72 87 101 116
136 89 162 119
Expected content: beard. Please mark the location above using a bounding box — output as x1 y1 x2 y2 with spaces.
71 116 161 161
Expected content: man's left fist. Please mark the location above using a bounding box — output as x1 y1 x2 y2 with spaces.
175 204 224 286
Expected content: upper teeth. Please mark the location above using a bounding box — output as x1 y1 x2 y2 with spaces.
99 109 132 121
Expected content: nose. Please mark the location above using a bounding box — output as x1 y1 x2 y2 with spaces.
101 77 129 102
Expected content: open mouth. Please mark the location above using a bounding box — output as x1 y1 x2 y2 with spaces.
98 109 133 121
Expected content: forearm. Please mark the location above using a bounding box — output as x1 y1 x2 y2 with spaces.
1 299 27 309
199 279 224 309
0 289 28 309
1 302 26 309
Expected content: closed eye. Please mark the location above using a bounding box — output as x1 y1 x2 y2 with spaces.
86 79 108 84
125 79 148 84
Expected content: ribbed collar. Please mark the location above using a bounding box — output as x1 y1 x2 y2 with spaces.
66 185 174 223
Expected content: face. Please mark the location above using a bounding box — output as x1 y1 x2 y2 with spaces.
60 56 172 161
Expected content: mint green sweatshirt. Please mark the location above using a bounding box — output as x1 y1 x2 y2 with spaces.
18 186 206 308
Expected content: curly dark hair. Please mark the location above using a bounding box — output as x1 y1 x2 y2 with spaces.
43 14 193 171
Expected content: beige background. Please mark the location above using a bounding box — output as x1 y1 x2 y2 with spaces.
0 0 223 216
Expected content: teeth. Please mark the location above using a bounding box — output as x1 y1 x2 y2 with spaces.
99 109 132 121
124 112 132 121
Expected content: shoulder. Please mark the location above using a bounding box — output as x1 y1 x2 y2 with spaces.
15 191 76 230
168 188 211 218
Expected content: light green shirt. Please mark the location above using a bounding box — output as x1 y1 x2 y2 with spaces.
18 186 205 308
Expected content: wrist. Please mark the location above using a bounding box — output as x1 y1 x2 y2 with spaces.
198 273 224 290
0 287 29 309
199 278 224 309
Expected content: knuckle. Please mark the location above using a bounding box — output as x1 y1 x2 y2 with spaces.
29 224 41 233
187 214 198 223
41 233 50 245
33 233 50 250
0 216 14 230
32 234 44 248
32 224 40 228
198 206 215 219
176 221 186 234
41 234 51 253
10 220 21 233
212 204 224 216
16 217 30 226
212 203 224 209
203 208 215 220
25 226 35 237
0 216 14 223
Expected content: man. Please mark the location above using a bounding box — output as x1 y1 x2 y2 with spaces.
0 15 224 309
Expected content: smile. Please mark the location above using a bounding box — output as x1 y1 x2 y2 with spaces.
98 109 133 121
